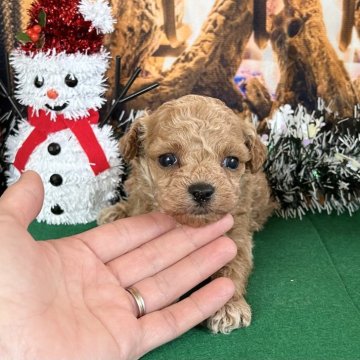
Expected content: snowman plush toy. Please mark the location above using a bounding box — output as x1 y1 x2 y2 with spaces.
6 0 123 226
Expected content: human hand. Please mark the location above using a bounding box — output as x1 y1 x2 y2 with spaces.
0 171 236 360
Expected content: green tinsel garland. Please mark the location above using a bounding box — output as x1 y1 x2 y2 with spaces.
0 111 15 195
263 100 360 218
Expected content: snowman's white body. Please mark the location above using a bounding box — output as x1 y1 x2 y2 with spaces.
6 46 123 225
6 120 122 225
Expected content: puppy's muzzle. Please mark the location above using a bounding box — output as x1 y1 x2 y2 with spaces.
188 182 215 205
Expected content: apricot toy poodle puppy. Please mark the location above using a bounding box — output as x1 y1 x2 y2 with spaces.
98 95 277 333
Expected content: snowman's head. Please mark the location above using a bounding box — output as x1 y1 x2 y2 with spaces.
11 49 109 120
11 0 115 120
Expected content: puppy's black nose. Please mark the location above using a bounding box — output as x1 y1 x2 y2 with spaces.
188 183 215 204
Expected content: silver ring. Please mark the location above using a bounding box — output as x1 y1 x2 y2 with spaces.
126 287 146 318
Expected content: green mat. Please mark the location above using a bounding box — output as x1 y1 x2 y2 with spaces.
29 220 97 240
29 212 360 360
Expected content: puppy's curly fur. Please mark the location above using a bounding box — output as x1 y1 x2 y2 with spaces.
99 95 277 333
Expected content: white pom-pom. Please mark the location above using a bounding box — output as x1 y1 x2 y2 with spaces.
78 0 115 34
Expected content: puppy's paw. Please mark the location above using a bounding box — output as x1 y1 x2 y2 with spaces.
206 297 251 334
97 204 127 225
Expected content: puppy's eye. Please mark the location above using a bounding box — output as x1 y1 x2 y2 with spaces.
34 75 44 88
65 74 78 87
222 156 239 170
158 153 178 167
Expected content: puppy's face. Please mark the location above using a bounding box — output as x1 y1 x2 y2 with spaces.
122 96 267 226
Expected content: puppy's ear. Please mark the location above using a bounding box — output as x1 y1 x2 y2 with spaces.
244 123 267 173
120 116 147 161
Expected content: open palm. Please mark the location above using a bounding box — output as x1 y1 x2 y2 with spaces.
0 172 236 360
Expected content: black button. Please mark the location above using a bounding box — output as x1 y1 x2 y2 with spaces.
50 174 63 186
48 143 61 155
51 204 64 215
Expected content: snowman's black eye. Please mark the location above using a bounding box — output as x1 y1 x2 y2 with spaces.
65 74 78 88
34 75 44 88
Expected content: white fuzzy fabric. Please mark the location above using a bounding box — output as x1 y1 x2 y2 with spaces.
7 36 123 225
78 0 115 34
10 49 109 121
6 121 123 225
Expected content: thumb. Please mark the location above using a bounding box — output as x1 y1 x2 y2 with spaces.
0 171 44 228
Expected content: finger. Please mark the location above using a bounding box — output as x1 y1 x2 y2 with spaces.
0 171 44 227
108 214 234 287
72 212 177 263
126 236 237 315
138 277 235 356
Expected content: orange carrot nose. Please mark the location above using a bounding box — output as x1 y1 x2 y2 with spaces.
47 89 59 99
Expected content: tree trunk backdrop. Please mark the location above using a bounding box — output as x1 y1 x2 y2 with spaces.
2 0 360 126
